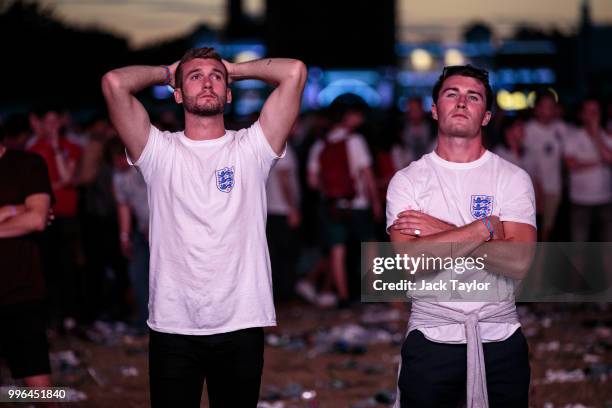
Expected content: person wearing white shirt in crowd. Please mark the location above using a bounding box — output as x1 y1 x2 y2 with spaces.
564 98 612 242
266 139 301 301
102 47 306 407
387 65 536 407
523 92 567 241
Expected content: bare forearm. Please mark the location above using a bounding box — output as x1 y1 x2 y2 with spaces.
414 223 535 279
0 211 46 238
391 232 530 279
117 204 132 244
363 168 381 211
413 221 488 244
470 242 535 279
0 204 25 223
117 204 132 235
307 171 319 190
229 58 306 86
390 222 486 275
53 153 75 185
102 65 168 95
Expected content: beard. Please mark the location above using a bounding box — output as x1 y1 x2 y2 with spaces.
440 117 478 138
183 92 225 116
445 123 472 138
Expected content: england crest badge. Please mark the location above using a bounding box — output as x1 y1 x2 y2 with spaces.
470 195 493 219
215 166 235 193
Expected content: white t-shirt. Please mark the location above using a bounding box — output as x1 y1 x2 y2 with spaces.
266 146 300 215
131 121 280 335
386 150 536 343
307 128 373 209
563 128 612 205
524 120 567 195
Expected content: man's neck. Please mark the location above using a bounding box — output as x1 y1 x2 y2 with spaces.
435 133 486 163
184 114 226 141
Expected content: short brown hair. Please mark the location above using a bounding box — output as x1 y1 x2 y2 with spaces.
432 65 493 111
175 47 227 89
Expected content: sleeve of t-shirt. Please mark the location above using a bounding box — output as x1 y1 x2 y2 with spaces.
349 135 373 170
385 170 418 233
25 153 54 205
498 169 537 229
128 124 171 184
242 120 286 175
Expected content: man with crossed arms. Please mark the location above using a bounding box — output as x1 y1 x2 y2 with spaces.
387 65 536 407
102 48 306 407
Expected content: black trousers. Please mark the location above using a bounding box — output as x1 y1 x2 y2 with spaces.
398 329 530 408
266 214 300 301
149 327 264 408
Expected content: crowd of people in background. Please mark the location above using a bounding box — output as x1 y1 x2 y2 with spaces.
1 91 611 334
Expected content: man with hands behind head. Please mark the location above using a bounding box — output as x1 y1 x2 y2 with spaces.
102 48 307 407
387 65 536 408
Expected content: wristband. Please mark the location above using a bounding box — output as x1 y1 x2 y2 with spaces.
480 217 494 242
161 65 172 86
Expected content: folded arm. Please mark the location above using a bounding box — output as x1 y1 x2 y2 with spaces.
390 211 536 279
0 204 25 223
0 194 51 238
